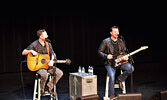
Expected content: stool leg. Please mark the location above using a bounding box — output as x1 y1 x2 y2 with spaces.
54 85 58 100
49 75 54 100
122 81 126 93
120 70 126 94
55 92 58 100
104 73 109 100
38 78 41 100
33 79 37 100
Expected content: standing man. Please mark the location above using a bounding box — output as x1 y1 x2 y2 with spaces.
98 26 134 99
22 29 63 96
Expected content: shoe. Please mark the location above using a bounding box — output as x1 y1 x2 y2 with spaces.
48 89 54 95
41 91 46 96
46 86 54 95
116 78 124 90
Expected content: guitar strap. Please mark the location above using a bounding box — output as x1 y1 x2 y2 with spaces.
45 41 50 55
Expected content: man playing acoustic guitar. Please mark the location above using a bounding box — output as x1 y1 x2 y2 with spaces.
22 29 63 96
98 26 134 99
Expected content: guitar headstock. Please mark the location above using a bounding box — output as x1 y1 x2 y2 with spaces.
140 46 149 50
66 59 72 65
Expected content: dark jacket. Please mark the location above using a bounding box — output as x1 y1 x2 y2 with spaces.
98 37 127 66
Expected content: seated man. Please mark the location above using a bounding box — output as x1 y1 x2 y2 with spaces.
22 29 63 96
98 26 134 99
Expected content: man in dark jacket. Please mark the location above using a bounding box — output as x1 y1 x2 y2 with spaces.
98 26 134 99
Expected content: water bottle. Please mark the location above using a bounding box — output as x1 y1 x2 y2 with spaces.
88 66 91 75
81 67 85 75
90 66 94 76
78 66 81 75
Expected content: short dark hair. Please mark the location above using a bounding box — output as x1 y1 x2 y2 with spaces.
110 26 119 32
37 29 46 37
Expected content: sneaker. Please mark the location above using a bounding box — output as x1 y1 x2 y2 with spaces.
116 78 124 90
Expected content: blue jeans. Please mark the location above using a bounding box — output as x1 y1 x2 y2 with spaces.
105 63 134 97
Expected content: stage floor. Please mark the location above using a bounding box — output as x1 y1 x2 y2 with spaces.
0 62 167 100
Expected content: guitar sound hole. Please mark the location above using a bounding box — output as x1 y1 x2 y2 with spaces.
41 59 46 64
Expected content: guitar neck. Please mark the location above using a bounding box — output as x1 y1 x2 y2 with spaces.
127 48 144 57
54 60 67 63
114 46 148 67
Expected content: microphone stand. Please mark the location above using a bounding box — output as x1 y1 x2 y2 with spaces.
120 36 134 92
126 47 134 93
47 39 58 99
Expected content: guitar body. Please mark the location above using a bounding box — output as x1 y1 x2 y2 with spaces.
116 55 128 66
27 53 50 71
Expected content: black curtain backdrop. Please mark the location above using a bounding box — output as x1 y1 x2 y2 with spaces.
1 1 166 73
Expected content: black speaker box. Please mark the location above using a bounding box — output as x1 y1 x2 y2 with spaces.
116 93 142 100
149 90 167 100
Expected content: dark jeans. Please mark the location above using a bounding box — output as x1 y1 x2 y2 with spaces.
105 63 134 97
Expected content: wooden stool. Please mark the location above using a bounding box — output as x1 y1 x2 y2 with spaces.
103 70 126 100
33 73 58 100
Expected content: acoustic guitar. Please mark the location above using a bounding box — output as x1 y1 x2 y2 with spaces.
27 53 71 71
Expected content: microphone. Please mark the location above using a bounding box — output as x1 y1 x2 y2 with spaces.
118 35 124 39
118 35 126 43
45 38 51 43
